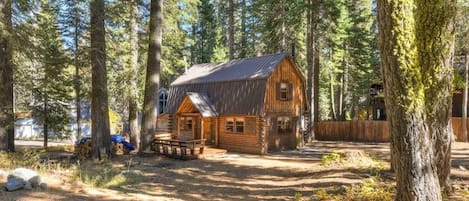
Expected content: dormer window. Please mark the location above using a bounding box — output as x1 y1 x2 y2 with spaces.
277 82 292 101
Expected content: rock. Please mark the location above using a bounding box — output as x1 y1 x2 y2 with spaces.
7 168 44 190
29 175 42 187
39 182 47 190
0 169 7 180
460 165 467 171
24 181 32 190
8 168 37 181
5 178 26 191
344 150 365 159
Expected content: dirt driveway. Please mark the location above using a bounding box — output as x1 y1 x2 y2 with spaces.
2 141 468 201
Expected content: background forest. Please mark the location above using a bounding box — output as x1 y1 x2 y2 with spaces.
4 0 468 140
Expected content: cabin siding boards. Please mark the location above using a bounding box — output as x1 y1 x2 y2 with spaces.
265 59 305 152
218 116 262 154
265 59 305 116
167 53 306 154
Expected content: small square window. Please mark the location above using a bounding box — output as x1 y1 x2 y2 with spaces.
180 117 193 131
226 118 234 132
235 120 244 133
280 82 289 100
277 116 292 133
186 118 193 130
226 118 244 133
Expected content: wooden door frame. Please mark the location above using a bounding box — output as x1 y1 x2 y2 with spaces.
177 113 200 140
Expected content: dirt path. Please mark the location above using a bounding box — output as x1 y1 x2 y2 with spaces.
1 141 468 201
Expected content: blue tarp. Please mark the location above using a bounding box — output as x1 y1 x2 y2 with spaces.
76 135 135 151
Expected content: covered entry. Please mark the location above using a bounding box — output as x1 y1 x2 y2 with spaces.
175 92 218 143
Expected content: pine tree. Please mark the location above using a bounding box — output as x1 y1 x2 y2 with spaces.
377 0 456 199
305 0 320 141
33 0 73 147
128 0 140 150
58 0 89 142
90 0 111 160
0 0 15 152
191 0 224 63
456 0 469 143
140 0 163 154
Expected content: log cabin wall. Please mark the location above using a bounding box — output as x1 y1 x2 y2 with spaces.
217 116 263 154
264 59 305 151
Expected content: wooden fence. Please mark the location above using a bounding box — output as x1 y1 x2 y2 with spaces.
315 118 468 142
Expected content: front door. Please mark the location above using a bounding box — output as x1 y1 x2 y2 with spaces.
179 116 195 140
202 118 215 145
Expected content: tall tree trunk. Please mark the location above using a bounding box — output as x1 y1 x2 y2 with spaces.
239 0 247 58
416 1 455 192
90 0 111 160
227 0 235 60
328 50 337 121
306 0 320 141
338 73 344 120
129 0 140 150
313 24 320 123
341 45 349 120
329 64 337 120
306 0 313 142
73 3 81 142
0 0 15 152
463 53 469 142
280 0 286 52
377 0 456 200
43 85 48 148
140 0 163 154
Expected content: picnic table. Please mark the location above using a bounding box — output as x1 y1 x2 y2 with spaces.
152 138 205 160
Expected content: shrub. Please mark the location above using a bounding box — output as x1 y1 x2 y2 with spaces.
313 177 394 201
321 152 344 165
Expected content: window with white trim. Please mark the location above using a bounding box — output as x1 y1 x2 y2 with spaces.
226 118 244 133
277 116 292 133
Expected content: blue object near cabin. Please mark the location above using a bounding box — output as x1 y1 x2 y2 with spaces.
76 135 135 151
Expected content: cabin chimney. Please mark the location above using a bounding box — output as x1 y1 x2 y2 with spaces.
291 42 296 59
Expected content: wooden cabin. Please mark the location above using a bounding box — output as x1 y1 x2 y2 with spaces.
165 52 306 154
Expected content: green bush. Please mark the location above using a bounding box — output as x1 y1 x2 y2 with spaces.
321 152 345 165
313 177 394 201
0 150 42 169
71 160 143 188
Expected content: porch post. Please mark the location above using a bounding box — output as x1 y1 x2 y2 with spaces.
177 115 180 139
201 118 204 141
215 117 219 146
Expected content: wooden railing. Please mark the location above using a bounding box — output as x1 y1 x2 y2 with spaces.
315 118 468 142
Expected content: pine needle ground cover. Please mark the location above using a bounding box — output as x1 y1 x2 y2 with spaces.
0 141 468 201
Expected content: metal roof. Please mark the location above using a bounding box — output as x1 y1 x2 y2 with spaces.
171 52 290 86
166 79 267 115
186 92 218 117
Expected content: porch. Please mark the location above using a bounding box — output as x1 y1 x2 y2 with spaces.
154 92 219 159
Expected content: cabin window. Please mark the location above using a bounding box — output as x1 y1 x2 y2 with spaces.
277 116 292 133
235 119 244 133
277 82 292 101
225 118 234 132
158 90 168 115
226 118 244 133
180 117 193 131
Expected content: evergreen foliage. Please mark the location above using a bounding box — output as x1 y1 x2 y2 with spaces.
32 0 73 143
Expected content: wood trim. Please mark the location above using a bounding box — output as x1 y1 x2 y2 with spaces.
179 113 201 116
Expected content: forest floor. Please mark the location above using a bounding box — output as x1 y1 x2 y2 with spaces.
1 141 468 201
